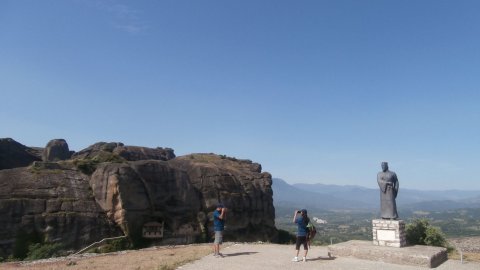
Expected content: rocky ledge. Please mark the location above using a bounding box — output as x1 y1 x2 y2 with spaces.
0 138 276 259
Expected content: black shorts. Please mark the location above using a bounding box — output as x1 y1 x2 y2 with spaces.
295 236 308 250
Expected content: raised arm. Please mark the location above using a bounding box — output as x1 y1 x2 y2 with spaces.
293 210 298 223
219 207 227 220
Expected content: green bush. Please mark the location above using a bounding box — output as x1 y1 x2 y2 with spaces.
97 238 131 253
74 159 99 175
74 153 125 175
424 226 447 247
12 229 42 259
6 255 17 262
26 243 63 260
93 152 125 163
275 229 296 244
406 219 447 247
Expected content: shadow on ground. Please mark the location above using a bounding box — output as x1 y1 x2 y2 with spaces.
223 252 259 257
307 255 336 261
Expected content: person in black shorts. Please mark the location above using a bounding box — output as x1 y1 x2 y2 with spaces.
292 209 309 262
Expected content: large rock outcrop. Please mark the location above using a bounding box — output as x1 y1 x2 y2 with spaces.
90 154 275 244
42 139 72 161
72 142 175 161
0 139 276 258
170 155 275 241
0 138 41 170
0 162 120 258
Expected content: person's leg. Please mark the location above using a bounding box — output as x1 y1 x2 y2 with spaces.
293 237 300 261
213 231 220 255
302 237 308 262
217 231 223 255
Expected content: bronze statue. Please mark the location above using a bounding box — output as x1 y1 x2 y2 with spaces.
377 162 399 219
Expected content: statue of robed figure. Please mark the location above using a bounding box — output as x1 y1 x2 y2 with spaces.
377 162 399 219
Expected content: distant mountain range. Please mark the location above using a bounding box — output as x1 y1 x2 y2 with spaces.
272 178 480 211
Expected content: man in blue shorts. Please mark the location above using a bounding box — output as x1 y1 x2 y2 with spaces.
213 203 227 257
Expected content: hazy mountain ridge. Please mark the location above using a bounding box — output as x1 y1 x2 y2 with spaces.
272 178 372 210
274 178 480 211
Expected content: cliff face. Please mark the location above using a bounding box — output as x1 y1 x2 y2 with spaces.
170 155 275 241
90 154 276 245
0 139 276 258
0 162 120 258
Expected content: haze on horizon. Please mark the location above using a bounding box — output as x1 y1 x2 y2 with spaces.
1 1 479 190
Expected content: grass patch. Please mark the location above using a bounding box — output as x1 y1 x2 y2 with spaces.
73 152 126 175
89 238 132 254
26 243 64 260
448 249 480 262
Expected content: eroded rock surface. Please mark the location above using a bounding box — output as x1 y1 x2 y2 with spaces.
90 154 276 244
72 142 175 161
0 162 120 258
0 139 276 258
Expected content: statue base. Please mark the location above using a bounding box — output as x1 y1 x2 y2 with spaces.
327 240 448 268
372 219 406 247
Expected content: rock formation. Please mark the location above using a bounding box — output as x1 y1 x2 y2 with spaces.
72 142 175 161
169 155 275 241
0 161 120 258
42 139 72 161
90 154 275 245
0 139 276 259
0 138 41 170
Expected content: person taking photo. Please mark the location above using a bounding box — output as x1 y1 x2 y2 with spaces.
292 209 309 262
213 203 227 257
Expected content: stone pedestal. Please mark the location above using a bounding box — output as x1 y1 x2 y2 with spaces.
372 219 406 247
327 240 448 268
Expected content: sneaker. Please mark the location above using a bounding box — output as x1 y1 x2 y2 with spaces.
292 256 299 262
302 257 306 262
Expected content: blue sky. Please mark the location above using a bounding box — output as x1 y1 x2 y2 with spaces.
1 0 479 190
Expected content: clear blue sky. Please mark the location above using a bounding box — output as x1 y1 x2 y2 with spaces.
1 0 479 190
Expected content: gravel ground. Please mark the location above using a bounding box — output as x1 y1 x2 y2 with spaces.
179 243 480 270
2 242 479 270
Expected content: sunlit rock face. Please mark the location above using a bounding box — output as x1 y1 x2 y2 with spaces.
90 153 276 244
0 139 276 258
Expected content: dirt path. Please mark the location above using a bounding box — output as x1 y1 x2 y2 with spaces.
2 243 479 270
0 244 214 270
180 243 480 270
